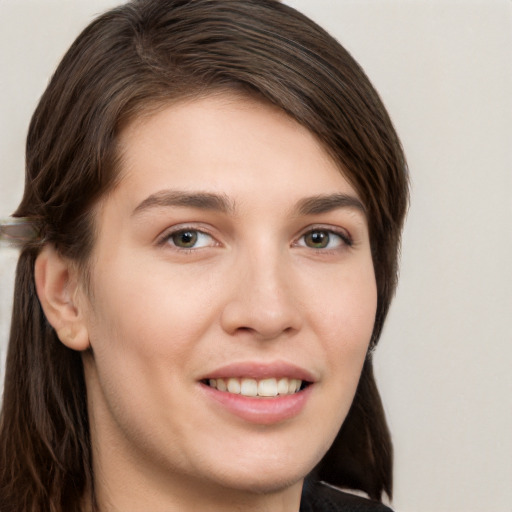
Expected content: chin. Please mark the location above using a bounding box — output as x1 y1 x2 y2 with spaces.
203 450 322 496
189 421 339 497
215 471 305 496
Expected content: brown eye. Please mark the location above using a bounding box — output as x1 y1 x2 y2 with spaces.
304 230 331 249
171 230 198 248
298 229 349 250
163 227 217 251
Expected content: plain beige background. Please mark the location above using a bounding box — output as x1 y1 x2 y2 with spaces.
1 1 511 511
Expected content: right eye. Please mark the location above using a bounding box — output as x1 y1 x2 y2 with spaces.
164 229 216 250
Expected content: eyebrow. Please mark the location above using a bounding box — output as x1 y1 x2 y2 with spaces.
133 190 235 216
132 190 365 218
296 193 366 216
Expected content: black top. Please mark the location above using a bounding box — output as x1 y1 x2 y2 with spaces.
300 480 393 512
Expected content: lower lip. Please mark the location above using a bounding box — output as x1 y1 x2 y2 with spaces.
200 383 314 425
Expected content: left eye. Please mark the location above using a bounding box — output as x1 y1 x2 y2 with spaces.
166 229 214 249
297 229 347 250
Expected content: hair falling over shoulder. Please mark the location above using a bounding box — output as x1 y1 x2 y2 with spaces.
0 1 408 510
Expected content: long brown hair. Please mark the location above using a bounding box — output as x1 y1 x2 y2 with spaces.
0 1 408 510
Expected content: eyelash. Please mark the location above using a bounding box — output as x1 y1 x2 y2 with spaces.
158 225 353 252
295 227 353 252
158 226 217 252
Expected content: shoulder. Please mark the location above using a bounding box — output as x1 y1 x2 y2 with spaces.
300 479 394 512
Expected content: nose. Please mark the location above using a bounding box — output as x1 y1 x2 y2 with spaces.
220 250 303 341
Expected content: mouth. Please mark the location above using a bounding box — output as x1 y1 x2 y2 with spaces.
199 362 315 423
202 377 310 398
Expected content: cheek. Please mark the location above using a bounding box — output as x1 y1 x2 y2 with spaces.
312 262 377 381
82 270 209 433
89 245 215 337
88 277 206 366
83 256 229 427
310 259 377 339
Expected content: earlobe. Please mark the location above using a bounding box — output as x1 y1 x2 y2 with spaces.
34 245 90 351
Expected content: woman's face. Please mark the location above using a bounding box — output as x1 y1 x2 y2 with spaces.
79 94 377 507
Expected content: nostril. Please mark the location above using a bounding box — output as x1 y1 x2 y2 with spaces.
220 291 303 339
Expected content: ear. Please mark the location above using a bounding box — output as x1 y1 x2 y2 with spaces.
34 245 90 351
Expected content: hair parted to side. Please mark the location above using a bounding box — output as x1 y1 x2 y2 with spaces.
0 1 408 510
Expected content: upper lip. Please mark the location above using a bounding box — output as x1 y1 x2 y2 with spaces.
200 360 317 383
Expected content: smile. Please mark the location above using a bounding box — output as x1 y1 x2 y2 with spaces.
206 377 305 397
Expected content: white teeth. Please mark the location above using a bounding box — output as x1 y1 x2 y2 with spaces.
227 378 241 394
207 377 304 397
258 378 277 397
288 379 301 394
240 378 258 397
277 378 289 395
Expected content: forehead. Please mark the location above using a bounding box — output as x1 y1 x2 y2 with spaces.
113 93 358 207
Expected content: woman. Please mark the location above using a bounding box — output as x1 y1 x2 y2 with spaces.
0 0 408 510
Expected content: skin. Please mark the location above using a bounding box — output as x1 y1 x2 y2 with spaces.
36 94 377 512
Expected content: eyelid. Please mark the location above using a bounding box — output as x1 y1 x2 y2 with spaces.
157 224 220 249
293 225 353 249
